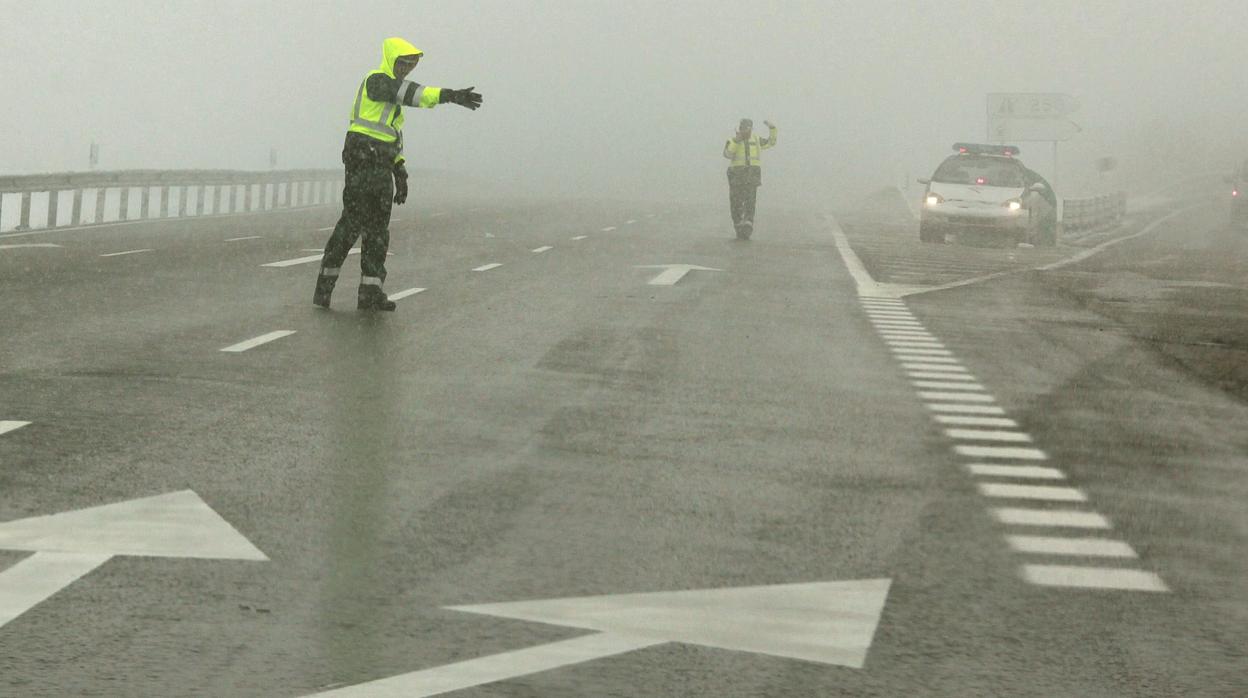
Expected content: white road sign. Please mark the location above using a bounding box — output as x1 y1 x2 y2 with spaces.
987 93 1082 142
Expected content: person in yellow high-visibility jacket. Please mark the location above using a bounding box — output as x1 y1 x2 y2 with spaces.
723 118 777 239
313 37 483 311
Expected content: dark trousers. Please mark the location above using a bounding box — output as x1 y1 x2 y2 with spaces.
319 158 394 290
727 166 761 226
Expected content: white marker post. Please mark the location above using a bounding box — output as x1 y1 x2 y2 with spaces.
0 491 268 630
310 579 891 696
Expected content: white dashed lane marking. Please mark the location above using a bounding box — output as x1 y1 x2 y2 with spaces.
993 508 1111 529
1022 565 1168 592
225 236 263 242
977 483 1086 501
473 263 502 272
926 403 1007 415
388 288 426 301
945 429 1032 442
601 226 617 232
571 235 588 240
956 445 1047 459
263 249 357 268
919 391 995 402
910 372 977 381
531 246 553 253
1007 535 1137 558
100 249 154 257
937 415 1017 427
860 295 1167 592
317 226 335 231
0 421 31 436
966 464 1064 479
221 330 296 353
904 362 968 372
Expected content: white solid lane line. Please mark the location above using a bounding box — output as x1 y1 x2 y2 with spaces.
919 391 994 403
1007 536 1137 558
903 362 967 372
1021 565 1168 592
388 288 426 301
225 236 263 242
601 226 617 232
910 372 977 381
532 246 553 253
100 249 154 257
263 249 358 268
978 483 1083 501
221 331 296 353
0 243 62 249
926 403 1006 415
956 445 1047 460
317 226 335 231
937 415 1017 427
946 429 1032 442
966 464 1063 479
473 263 502 272
0 421 32 436
993 508 1111 528
571 235 588 240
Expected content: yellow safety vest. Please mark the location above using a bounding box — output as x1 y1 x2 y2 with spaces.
347 38 442 156
724 126 778 168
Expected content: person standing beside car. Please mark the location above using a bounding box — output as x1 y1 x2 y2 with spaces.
723 118 778 239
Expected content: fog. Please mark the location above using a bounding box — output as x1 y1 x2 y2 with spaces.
3 0 1246 205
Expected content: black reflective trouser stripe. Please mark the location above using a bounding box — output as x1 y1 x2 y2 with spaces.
319 159 394 288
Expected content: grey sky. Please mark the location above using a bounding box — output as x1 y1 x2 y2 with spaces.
2 1 1245 202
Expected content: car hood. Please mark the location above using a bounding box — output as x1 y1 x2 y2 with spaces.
930 182 1023 205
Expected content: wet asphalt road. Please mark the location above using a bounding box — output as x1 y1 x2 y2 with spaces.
0 192 1243 696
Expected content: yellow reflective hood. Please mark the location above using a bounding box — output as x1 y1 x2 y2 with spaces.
379 37 423 78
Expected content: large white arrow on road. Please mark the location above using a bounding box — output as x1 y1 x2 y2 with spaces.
636 264 723 286
311 578 892 696
0 490 268 629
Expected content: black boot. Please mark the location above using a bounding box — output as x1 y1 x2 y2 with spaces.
357 286 396 311
313 271 338 308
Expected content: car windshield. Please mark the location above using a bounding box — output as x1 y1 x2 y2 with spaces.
933 155 1024 187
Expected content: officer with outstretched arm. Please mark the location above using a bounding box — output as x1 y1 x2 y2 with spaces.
314 37 483 311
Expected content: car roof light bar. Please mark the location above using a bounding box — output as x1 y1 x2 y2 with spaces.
953 142 1020 156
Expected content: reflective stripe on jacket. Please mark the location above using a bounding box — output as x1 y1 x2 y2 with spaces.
346 37 443 162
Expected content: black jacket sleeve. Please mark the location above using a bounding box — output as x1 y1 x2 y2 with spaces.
365 74 433 107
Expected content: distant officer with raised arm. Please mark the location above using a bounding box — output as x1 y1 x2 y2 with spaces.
313 37 483 311
723 118 777 240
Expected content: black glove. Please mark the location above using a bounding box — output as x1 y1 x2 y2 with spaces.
443 86 483 110
393 164 408 205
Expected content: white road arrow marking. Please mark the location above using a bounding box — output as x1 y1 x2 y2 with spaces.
0 490 267 629
309 578 891 696
636 264 723 286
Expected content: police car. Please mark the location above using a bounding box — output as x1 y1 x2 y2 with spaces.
1229 159 1247 227
917 143 1048 244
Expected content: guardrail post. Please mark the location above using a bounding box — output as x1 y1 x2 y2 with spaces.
244 184 253 212
47 191 60 228
228 185 237 214
95 188 106 223
20 192 32 229
178 186 188 217
196 185 207 216
159 186 170 218
119 188 130 220
71 189 83 226
140 187 150 219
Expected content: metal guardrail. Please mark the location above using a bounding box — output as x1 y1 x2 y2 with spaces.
0 169 342 233
1061 191 1127 233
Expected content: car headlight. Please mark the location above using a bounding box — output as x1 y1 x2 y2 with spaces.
925 194 943 206
1004 199 1022 211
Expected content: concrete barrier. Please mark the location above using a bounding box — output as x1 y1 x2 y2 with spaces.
0 169 343 233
